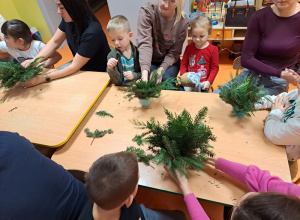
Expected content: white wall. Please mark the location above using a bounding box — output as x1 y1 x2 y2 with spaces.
107 0 190 46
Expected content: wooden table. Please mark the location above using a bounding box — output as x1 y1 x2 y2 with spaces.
52 86 291 205
0 71 110 147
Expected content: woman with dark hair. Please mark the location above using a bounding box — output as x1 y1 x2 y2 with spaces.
22 0 110 87
165 157 300 220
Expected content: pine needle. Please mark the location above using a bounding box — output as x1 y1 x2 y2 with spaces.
95 110 114 118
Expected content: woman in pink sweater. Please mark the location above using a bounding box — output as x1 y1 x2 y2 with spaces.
166 157 300 220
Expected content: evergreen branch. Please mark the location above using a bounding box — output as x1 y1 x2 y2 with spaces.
118 69 177 101
125 146 154 167
84 128 114 145
218 73 268 119
0 57 45 89
95 110 114 118
129 107 216 178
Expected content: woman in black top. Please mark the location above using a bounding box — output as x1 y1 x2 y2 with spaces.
22 0 110 87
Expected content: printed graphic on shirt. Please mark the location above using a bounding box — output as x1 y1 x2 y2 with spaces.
198 56 206 65
198 66 207 81
284 100 296 122
17 57 32 63
189 55 196 67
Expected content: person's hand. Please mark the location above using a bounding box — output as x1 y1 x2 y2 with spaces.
202 81 211 90
280 68 299 86
22 74 46 88
164 165 192 196
206 157 217 167
141 70 149 82
123 71 134 80
150 67 164 84
271 94 291 113
21 59 34 68
107 58 118 71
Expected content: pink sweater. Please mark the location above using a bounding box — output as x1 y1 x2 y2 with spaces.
184 158 300 220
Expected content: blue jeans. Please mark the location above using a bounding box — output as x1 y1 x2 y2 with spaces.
150 60 180 82
213 68 289 96
140 204 186 220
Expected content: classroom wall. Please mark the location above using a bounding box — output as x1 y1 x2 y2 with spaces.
0 0 52 42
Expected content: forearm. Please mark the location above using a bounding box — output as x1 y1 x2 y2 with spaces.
184 194 210 220
107 68 123 85
44 51 62 68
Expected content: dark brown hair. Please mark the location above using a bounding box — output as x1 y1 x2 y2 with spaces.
85 152 139 210
1 19 41 43
232 192 300 220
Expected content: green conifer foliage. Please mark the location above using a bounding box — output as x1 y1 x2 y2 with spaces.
218 74 267 119
84 128 114 145
95 110 114 118
118 69 177 101
0 57 44 89
126 107 216 178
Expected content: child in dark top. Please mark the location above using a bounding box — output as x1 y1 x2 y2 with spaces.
180 15 219 92
78 152 186 220
106 15 141 86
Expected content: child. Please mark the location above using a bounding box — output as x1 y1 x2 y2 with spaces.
106 15 141 86
79 152 186 220
165 157 300 220
180 15 219 92
255 81 300 182
0 19 61 68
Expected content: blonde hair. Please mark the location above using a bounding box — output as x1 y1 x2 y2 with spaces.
190 15 212 33
174 0 186 25
107 15 131 33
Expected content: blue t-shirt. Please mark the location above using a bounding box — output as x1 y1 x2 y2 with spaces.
0 131 88 220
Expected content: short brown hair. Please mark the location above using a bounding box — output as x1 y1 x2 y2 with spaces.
190 15 212 34
232 192 300 220
85 152 139 210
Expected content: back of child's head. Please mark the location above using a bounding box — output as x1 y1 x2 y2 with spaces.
107 15 131 33
232 192 300 220
190 15 212 33
85 152 139 210
1 19 41 43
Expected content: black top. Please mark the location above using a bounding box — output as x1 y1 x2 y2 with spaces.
0 131 88 220
59 19 110 72
78 199 146 220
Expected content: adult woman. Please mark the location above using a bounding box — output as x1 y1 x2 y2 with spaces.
214 0 300 95
137 0 189 83
22 0 110 87
165 157 300 220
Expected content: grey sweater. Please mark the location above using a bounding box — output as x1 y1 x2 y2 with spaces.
137 2 189 72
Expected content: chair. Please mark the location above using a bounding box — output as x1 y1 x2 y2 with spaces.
233 56 243 76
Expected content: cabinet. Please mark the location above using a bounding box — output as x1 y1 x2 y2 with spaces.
187 22 247 43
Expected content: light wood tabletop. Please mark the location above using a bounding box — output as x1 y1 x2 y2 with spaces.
52 86 291 206
0 71 110 147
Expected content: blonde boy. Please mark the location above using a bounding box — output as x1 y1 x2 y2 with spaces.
106 15 141 86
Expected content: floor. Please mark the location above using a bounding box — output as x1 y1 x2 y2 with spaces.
49 3 299 220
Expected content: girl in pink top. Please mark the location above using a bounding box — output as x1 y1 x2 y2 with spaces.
165 157 300 220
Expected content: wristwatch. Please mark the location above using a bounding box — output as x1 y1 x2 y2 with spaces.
44 74 51 83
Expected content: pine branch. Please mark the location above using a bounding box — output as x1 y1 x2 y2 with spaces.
95 110 114 118
127 107 216 178
0 57 45 89
125 146 154 167
84 128 114 145
218 73 268 119
118 69 177 101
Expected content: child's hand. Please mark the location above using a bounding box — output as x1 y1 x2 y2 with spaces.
164 165 192 196
123 71 134 80
271 94 291 113
107 58 118 71
202 81 211 90
21 59 34 68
